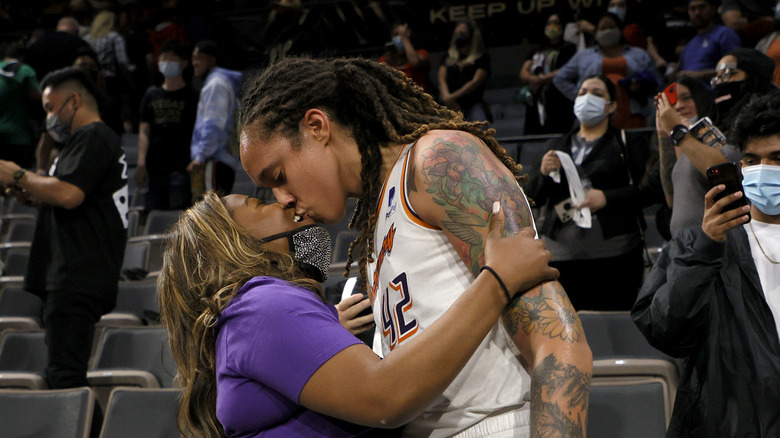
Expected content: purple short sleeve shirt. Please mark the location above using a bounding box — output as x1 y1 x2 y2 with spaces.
214 276 368 437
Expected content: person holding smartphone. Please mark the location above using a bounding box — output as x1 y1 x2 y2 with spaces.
632 90 780 437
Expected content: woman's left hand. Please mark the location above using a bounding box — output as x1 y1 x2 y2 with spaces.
335 293 375 335
576 189 607 212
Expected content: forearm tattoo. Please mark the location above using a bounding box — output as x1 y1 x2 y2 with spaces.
530 354 591 438
502 281 583 343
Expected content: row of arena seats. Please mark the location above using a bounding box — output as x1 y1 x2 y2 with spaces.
0 309 678 437
0 386 181 438
0 325 175 410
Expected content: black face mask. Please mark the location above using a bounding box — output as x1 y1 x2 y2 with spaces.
261 224 332 282
454 34 470 49
713 80 744 120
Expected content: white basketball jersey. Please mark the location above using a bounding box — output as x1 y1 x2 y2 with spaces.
367 143 532 437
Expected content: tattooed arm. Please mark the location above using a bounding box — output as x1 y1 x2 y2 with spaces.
408 130 592 437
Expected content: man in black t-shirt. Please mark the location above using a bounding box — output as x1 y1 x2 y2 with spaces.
0 68 127 425
136 39 198 210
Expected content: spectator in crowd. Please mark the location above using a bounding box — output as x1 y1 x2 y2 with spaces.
658 49 776 234
721 0 776 44
148 7 190 61
656 76 730 237
576 0 669 68
657 49 776 236
676 0 741 84
554 12 662 129
84 10 135 115
0 67 128 437
633 90 780 438
526 74 651 310
239 56 592 437
520 11 577 135
72 46 123 136
755 4 780 86
645 1 698 78
26 16 90 82
0 41 41 169
379 22 431 94
714 48 776 132
188 40 242 195
438 20 492 122
136 39 198 211
158 191 558 437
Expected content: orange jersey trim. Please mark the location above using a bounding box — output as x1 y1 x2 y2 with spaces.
400 148 440 230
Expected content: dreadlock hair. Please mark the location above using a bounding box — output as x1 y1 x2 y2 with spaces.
158 191 322 438
240 56 522 290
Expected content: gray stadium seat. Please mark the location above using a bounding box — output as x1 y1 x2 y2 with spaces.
99 387 182 438
0 387 95 438
590 358 679 435
88 326 177 410
0 329 47 389
0 287 42 332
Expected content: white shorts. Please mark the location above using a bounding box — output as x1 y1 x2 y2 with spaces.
449 408 531 438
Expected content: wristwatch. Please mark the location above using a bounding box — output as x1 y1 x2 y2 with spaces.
12 168 26 183
669 124 689 146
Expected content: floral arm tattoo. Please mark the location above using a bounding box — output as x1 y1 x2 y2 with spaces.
414 132 591 437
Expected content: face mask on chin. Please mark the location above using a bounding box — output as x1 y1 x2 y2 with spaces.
261 224 333 282
741 164 780 216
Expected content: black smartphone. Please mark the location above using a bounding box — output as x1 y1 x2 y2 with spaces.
706 162 750 221
355 292 372 318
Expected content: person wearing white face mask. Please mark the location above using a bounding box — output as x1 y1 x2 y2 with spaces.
554 12 661 130
525 74 653 311
136 39 198 211
633 90 780 438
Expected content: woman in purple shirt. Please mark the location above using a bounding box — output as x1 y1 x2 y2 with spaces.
158 192 558 438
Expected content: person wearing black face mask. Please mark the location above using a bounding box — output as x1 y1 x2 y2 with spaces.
711 48 777 130
438 20 492 122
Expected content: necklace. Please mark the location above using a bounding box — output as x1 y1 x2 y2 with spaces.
748 222 780 265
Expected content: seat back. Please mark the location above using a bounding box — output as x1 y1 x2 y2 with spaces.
578 311 677 362
589 378 668 438
3 216 36 243
142 210 182 235
332 230 360 264
99 388 182 438
0 387 94 438
3 249 29 277
90 326 176 388
113 281 160 324
0 287 42 324
0 330 47 373
592 358 679 430
121 240 150 275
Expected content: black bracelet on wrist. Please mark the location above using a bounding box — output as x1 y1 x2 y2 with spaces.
479 265 512 304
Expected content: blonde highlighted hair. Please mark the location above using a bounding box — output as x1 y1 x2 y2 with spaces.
88 10 116 39
158 191 321 438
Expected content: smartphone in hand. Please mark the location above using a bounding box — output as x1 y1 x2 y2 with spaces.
706 162 751 222
662 83 677 106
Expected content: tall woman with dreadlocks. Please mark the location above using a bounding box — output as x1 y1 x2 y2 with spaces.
239 56 593 437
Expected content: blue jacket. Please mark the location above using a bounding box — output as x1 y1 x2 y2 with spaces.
190 67 243 168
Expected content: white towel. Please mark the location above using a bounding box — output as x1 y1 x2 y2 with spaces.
549 151 592 229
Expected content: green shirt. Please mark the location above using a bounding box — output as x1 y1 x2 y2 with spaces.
0 60 40 146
